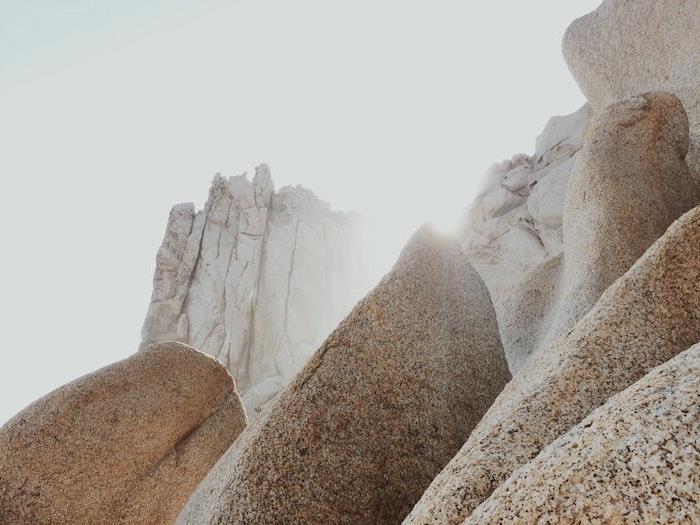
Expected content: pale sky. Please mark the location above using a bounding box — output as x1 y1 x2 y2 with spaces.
0 1 601 423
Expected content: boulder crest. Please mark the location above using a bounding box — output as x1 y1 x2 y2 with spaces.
563 0 700 183
0 342 247 525
177 225 511 525
496 92 699 372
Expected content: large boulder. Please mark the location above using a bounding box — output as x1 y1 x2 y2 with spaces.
563 0 700 181
496 92 698 372
405 205 700 524
467 344 700 524
0 342 247 524
177 225 511 524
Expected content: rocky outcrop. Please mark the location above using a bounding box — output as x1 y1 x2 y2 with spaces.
0 342 247 525
494 92 699 372
177 226 511 525
466 344 700 524
563 0 700 183
405 205 700 524
462 104 593 307
141 165 371 417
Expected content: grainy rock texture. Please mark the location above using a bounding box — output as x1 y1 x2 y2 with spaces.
405 205 700 524
177 225 511 525
499 93 698 372
563 0 700 182
141 165 371 417
472 93 699 373
0 342 247 525
466 344 700 524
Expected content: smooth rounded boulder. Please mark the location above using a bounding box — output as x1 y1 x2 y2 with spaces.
0 341 247 524
405 205 700 524
177 225 511 524
466 344 700 524
563 0 700 138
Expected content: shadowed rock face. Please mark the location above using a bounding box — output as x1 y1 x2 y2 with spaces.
404 206 700 524
496 92 699 373
0 342 247 525
563 0 700 182
466 344 700 524
177 225 510 525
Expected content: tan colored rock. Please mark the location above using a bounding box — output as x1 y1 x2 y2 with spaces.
0 342 247 525
563 0 700 180
405 205 700 524
177 225 511 525
496 92 699 372
466 344 700 524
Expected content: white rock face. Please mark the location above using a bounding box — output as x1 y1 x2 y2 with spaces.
141 165 371 416
461 105 594 372
462 104 593 304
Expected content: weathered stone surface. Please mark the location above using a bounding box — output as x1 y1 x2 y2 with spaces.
177 225 510 525
0 342 247 525
462 104 593 311
466 344 700 524
405 205 700 524
491 93 698 372
563 0 700 182
141 164 372 417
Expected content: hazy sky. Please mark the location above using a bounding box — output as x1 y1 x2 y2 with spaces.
0 1 601 423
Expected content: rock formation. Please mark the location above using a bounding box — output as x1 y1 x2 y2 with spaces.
0 342 247 525
405 204 700 524
177 226 511 525
494 92 698 372
462 104 592 304
141 164 371 416
466 343 700 524
4 3 700 524
563 0 700 183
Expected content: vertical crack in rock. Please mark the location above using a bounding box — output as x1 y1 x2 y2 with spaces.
283 219 302 351
141 165 372 417
241 187 273 394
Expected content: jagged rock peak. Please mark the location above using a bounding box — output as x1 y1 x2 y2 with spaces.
140 164 372 418
461 104 594 306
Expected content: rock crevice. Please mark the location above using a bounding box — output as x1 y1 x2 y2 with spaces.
141 165 372 416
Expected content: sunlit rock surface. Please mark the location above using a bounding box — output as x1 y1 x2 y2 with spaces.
0 342 246 525
462 105 591 372
177 226 510 525
465 343 700 524
407 204 700 525
462 104 593 305
463 91 698 374
141 165 371 416
563 0 700 183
